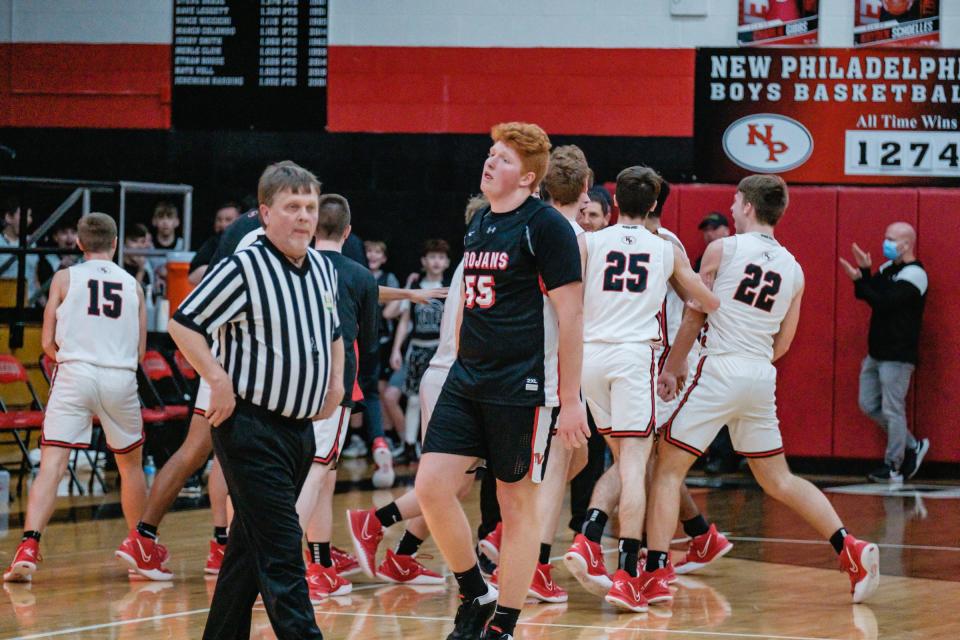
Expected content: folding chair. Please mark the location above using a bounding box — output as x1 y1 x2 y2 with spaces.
139 350 191 422
0 355 49 496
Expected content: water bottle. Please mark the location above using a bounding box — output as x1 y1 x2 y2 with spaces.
144 456 156 491
0 468 10 535
144 285 157 332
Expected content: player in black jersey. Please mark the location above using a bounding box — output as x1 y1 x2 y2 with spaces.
416 122 589 640
295 194 380 599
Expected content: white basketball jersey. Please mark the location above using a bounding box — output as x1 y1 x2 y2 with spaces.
656 227 687 345
583 224 673 344
704 232 804 362
567 216 586 237
55 260 141 370
427 260 464 371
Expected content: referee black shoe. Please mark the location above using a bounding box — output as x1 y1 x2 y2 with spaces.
901 438 930 480
447 588 498 640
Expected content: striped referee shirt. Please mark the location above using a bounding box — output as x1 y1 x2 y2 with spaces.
174 236 341 420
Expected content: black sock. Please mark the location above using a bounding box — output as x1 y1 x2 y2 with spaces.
644 550 668 573
489 604 521 636
682 514 710 538
453 563 488 601
136 521 158 541
639 533 647 549
213 526 228 546
618 538 641 577
830 527 849 554
396 531 424 557
538 543 552 565
308 541 332 567
375 502 403 528
581 508 608 544
22 530 41 542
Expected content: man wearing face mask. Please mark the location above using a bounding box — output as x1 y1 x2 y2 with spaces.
839 222 929 485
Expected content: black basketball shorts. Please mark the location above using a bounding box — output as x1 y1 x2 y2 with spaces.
422 387 558 483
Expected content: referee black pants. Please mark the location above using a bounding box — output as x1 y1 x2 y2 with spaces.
204 400 322 640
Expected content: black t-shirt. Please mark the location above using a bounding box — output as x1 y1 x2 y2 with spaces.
444 196 581 406
409 277 449 342
321 250 380 408
375 270 400 345
189 234 220 273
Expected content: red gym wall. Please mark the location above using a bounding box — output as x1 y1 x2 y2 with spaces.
664 184 958 464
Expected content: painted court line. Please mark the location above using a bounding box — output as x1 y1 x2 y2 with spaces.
7 608 844 640
726 535 960 553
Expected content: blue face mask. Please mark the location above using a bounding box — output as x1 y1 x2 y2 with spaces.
882 239 900 261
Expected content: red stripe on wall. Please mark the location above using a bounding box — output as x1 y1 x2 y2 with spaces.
328 46 695 136
0 43 170 129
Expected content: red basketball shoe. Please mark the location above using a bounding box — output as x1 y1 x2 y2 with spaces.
306 562 352 602
839 535 880 604
604 569 649 612
346 508 383 578
332 545 361 577
478 522 502 563
205 540 226 575
116 530 174 581
563 534 611 596
376 549 445 585
529 562 568 603
3 538 40 583
675 524 733 575
639 566 673 605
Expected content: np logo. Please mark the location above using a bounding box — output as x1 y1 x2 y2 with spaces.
621 236 637 245
722 114 813 173
486 225 497 234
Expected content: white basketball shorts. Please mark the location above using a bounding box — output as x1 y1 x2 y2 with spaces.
662 354 783 458
581 342 656 438
42 361 144 453
313 406 352 465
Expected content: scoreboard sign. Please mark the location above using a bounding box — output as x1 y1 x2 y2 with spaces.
173 0 328 130
695 48 960 185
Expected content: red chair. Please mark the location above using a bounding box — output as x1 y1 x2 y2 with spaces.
173 350 197 382
0 355 47 496
139 350 190 421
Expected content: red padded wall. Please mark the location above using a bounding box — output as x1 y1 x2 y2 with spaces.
833 188 918 460
773 188 837 456
915 190 960 463
0 43 170 128
328 46 695 136
673 184 734 261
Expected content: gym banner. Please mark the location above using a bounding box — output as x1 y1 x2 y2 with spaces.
854 0 940 48
739 1 819 46
695 48 960 185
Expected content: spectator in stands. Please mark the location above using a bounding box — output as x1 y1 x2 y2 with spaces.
576 186 613 232
35 221 79 306
188 201 241 284
0 197 39 303
149 202 184 293
342 240 401 459
840 222 930 484
694 212 730 272
388 240 450 461
123 223 154 289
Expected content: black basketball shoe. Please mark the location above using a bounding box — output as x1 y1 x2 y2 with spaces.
447 588 498 640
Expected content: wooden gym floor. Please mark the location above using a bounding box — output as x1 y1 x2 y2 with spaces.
1 460 958 640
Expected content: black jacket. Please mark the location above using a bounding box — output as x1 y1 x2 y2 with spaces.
855 260 927 364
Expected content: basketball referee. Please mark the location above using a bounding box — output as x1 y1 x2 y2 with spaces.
169 161 343 640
